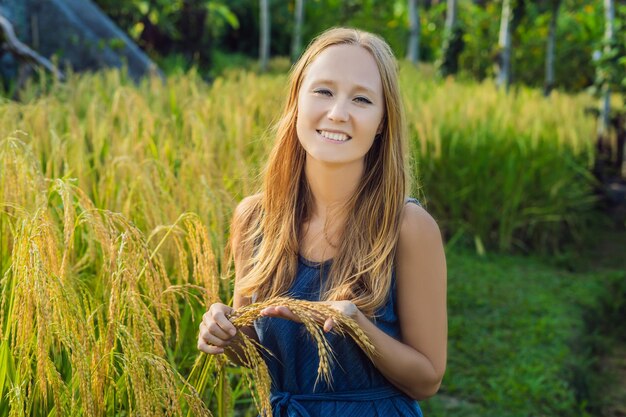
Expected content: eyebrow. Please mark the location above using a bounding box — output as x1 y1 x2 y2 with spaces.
310 78 378 97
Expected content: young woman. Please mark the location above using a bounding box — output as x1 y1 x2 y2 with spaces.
197 27 447 417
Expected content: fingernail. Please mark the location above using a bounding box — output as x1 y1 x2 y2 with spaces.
230 329 236 336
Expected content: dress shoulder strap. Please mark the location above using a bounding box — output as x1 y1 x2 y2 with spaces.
405 197 421 207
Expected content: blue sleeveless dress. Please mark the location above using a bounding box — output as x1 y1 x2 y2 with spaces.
253 199 424 417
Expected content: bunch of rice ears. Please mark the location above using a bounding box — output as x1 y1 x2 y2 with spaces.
189 297 376 417
0 135 222 416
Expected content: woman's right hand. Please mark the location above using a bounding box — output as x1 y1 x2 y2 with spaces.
197 303 237 355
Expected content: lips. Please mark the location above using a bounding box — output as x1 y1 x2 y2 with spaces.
317 130 351 142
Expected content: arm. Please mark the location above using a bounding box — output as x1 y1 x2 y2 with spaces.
354 203 447 399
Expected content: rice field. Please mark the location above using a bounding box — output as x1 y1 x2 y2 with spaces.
0 64 598 416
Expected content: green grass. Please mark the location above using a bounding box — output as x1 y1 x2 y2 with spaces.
420 250 626 417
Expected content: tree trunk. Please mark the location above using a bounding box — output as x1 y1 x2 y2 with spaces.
259 0 270 72
291 0 304 62
496 0 513 91
599 0 614 138
439 0 463 76
406 0 420 63
444 0 457 33
0 13 64 80
544 0 560 96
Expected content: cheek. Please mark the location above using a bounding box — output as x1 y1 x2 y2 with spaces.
296 97 320 136
297 97 314 121
296 103 305 132
372 111 385 135
361 112 384 137
296 115 304 140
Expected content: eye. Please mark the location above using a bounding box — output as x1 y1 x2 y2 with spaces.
354 96 372 104
313 88 332 97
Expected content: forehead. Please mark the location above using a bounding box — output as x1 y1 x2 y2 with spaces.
302 44 383 94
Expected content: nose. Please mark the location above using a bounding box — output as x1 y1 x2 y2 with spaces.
327 99 349 122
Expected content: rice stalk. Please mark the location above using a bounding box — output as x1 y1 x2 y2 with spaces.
1 138 218 416
2 207 92 415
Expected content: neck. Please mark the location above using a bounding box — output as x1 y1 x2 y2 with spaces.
304 156 364 221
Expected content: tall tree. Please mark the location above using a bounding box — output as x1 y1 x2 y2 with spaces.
439 0 462 76
259 0 270 72
544 0 562 96
291 0 305 62
496 0 513 91
406 0 420 64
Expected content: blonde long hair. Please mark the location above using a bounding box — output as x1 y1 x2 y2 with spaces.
235 27 409 317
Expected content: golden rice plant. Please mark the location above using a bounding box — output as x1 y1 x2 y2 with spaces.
0 135 218 416
188 296 376 417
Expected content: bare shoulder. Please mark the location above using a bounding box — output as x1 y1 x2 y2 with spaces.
398 202 443 253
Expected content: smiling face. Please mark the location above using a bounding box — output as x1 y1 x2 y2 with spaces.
296 44 385 166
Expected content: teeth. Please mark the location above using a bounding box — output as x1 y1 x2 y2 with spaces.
319 130 350 141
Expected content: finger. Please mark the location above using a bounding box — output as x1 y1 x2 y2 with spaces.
199 329 233 348
197 340 224 355
213 311 237 337
323 317 334 333
261 306 300 322
275 306 300 321
205 320 233 340
259 306 275 317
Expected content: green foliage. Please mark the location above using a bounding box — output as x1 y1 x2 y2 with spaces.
514 0 603 90
213 0 605 92
420 250 626 417
450 0 603 89
92 0 239 67
85 0 612 93
593 4 626 99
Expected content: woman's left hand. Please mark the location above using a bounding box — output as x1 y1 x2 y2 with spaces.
259 300 361 332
